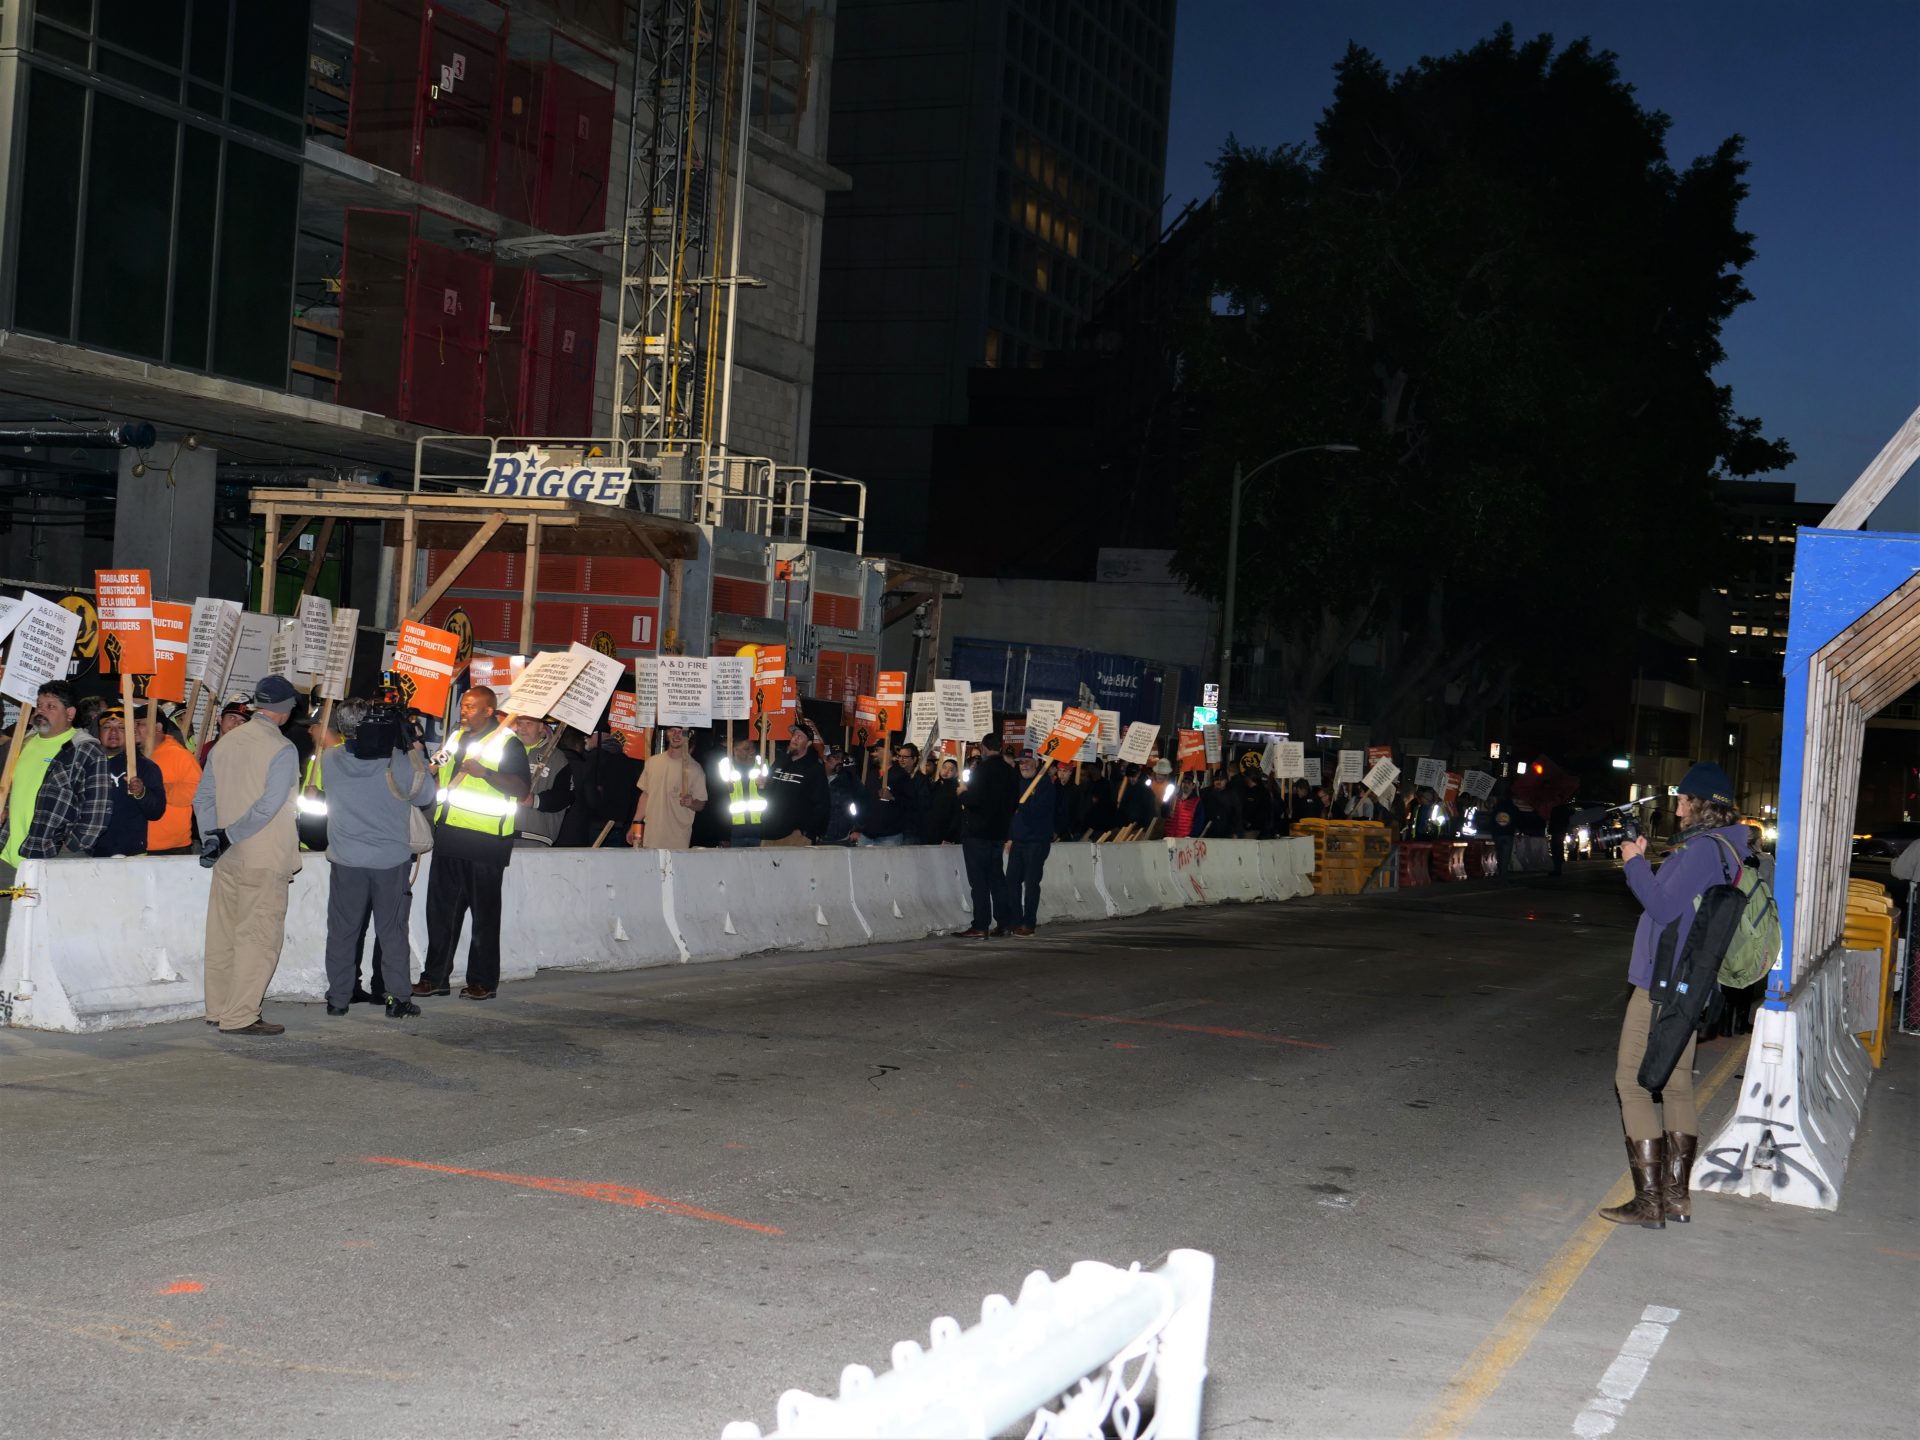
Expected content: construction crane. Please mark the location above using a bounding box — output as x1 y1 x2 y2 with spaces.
616 0 758 465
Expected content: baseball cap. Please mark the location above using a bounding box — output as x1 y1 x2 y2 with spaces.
252 675 299 710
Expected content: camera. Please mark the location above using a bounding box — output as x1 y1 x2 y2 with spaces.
350 685 425 760
1586 812 1643 850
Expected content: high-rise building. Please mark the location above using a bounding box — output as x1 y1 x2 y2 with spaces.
812 0 1176 556
0 0 847 600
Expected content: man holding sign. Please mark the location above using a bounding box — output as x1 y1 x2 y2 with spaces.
0 680 116 870
414 685 531 1003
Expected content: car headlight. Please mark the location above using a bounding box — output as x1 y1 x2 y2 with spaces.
1763 825 1777 842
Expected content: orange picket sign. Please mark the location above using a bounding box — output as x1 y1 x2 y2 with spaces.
1036 706 1098 765
876 670 907 733
393 620 461 716
147 602 191 702
1177 729 1207 772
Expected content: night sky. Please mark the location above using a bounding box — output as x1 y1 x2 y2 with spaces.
1164 1 1920 523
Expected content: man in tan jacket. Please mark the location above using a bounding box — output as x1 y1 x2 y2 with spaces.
192 676 301 1035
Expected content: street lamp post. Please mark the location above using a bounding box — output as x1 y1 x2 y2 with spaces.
1217 444 1360 728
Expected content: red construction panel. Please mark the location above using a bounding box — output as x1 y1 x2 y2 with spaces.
812 592 861 630
483 264 530 436
346 0 426 181
532 601 659 652
580 556 663 596
541 63 615 234
496 58 542 225
536 554 588 592
426 549 515 590
712 577 768 617
523 277 598 435
419 8 503 208
405 233 491 432
424 596 515 645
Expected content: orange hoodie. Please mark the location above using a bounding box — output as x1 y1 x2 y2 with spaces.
148 736 203 852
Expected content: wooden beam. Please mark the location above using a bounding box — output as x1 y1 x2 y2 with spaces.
614 512 674 571
667 558 684 653
396 508 417 622
882 597 923 629
520 519 540 653
405 511 510 622
298 517 336 600
1823 403 1920 530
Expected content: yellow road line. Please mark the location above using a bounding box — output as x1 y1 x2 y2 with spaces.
1413 1039 1748 1439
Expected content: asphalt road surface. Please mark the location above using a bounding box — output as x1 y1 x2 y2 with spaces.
2 864 1914 1438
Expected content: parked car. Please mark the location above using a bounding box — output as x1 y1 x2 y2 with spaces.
1852 820 1920 860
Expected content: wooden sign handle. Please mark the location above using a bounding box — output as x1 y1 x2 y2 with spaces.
119 671 138 785
0 702 34 816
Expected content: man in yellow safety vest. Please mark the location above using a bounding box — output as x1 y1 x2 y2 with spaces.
719 736 767 847
412 685 530 1002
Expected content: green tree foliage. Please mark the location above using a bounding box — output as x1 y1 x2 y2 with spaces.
1174 26 1791 745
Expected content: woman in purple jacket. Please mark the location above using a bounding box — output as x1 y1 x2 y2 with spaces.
1603 761 1752 1229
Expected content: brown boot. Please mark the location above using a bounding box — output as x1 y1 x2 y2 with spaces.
1662 1131 1697 1222
1597 1137 1666 1229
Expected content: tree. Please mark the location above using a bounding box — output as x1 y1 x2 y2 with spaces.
1173 26 1792 749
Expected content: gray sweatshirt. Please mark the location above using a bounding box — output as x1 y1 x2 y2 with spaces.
320 747 431 870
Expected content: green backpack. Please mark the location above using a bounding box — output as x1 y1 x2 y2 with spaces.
1705 833 1780 989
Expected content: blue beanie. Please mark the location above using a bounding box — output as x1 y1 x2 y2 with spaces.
1677 761 1734 807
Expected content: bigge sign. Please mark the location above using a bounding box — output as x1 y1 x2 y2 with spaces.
483 448 633 506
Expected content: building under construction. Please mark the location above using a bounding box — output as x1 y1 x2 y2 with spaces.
0 0 953 702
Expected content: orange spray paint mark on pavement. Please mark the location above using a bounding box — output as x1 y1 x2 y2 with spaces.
361 1156 783 1236
156 1282 204 1295
1113 1042 1141 1050
1055 1012 1332 1050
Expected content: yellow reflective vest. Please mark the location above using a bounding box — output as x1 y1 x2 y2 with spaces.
434 725 519 838
720 755 768 822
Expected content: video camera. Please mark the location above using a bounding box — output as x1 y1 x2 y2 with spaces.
350 680 426 760
1581 805 1644 851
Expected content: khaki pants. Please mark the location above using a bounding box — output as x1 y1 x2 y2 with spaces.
205 865 292 1030
762 831 812 848
1614 985 1697 1140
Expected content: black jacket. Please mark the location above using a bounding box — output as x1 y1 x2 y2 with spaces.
763 748 828 841
92 751 167 857
1054 775 1090 840
861 761 915 839
922 775 960 843
958 753 1017 843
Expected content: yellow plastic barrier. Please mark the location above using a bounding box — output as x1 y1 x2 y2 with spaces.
1296 819 1391 894
1840 907 1895 1067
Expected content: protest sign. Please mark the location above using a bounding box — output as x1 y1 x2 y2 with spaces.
1094 709 1121 756
1413 756 1446 792
1 593 82 704
876 671 907 733
319 608 359 702
186 599 241 686
708 655 753 720
0 597 23 649
468 653 524 692
1177 729 1206 772
226 612 279 699
392 620 461 715
1444 770 1462 804
656 655 712 729
907 691 938 749
266 626 294 686
1002 718 1027 753
970 689 993 743
1036 706 1098 765
608 691 644 741
852 695 882 747
1367 744 1395 770
1025 699 1062 753
1303 753 1322 783
934 679 973 739
1270 740 1306 780
94 569 155 675
1117 720 1159 765
502 648 591 721
148 602 192 703
548 643 626 734
1363 756 1400 801
754 645 786 679
295 595 333 675
1460 769 1496 800
1336 749 1365 784
1204 725 1222 766
635 655 659 720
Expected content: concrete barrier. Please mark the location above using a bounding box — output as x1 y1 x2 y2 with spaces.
1094 842 1191 916
1037 842 1108 922
1188 839 1266 904
2 834 1324 1033
1258 838 1316 901
1694 945 1872 1210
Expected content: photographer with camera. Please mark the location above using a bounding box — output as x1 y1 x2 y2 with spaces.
1601 760 1753 1229
319 697 432 1018
191 676 301 1036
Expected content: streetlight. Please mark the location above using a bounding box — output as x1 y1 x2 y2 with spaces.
1218 444 1360 726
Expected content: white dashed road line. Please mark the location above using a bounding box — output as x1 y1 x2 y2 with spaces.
1571 1305 1680 1437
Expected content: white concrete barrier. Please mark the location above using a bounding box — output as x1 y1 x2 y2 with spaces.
1038 842 1109 922
1258 838 1316 901
1094 842 1191 915
1185 839 1266 904
1694 946 1872 1210
2 835 1324 1033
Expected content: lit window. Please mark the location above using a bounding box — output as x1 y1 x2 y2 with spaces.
1729 625 1749 635
1035 263 1049 293
984 330 1002 367
1751 626 1768 637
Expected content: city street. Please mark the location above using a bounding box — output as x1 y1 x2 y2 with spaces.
2 867 1913 1438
